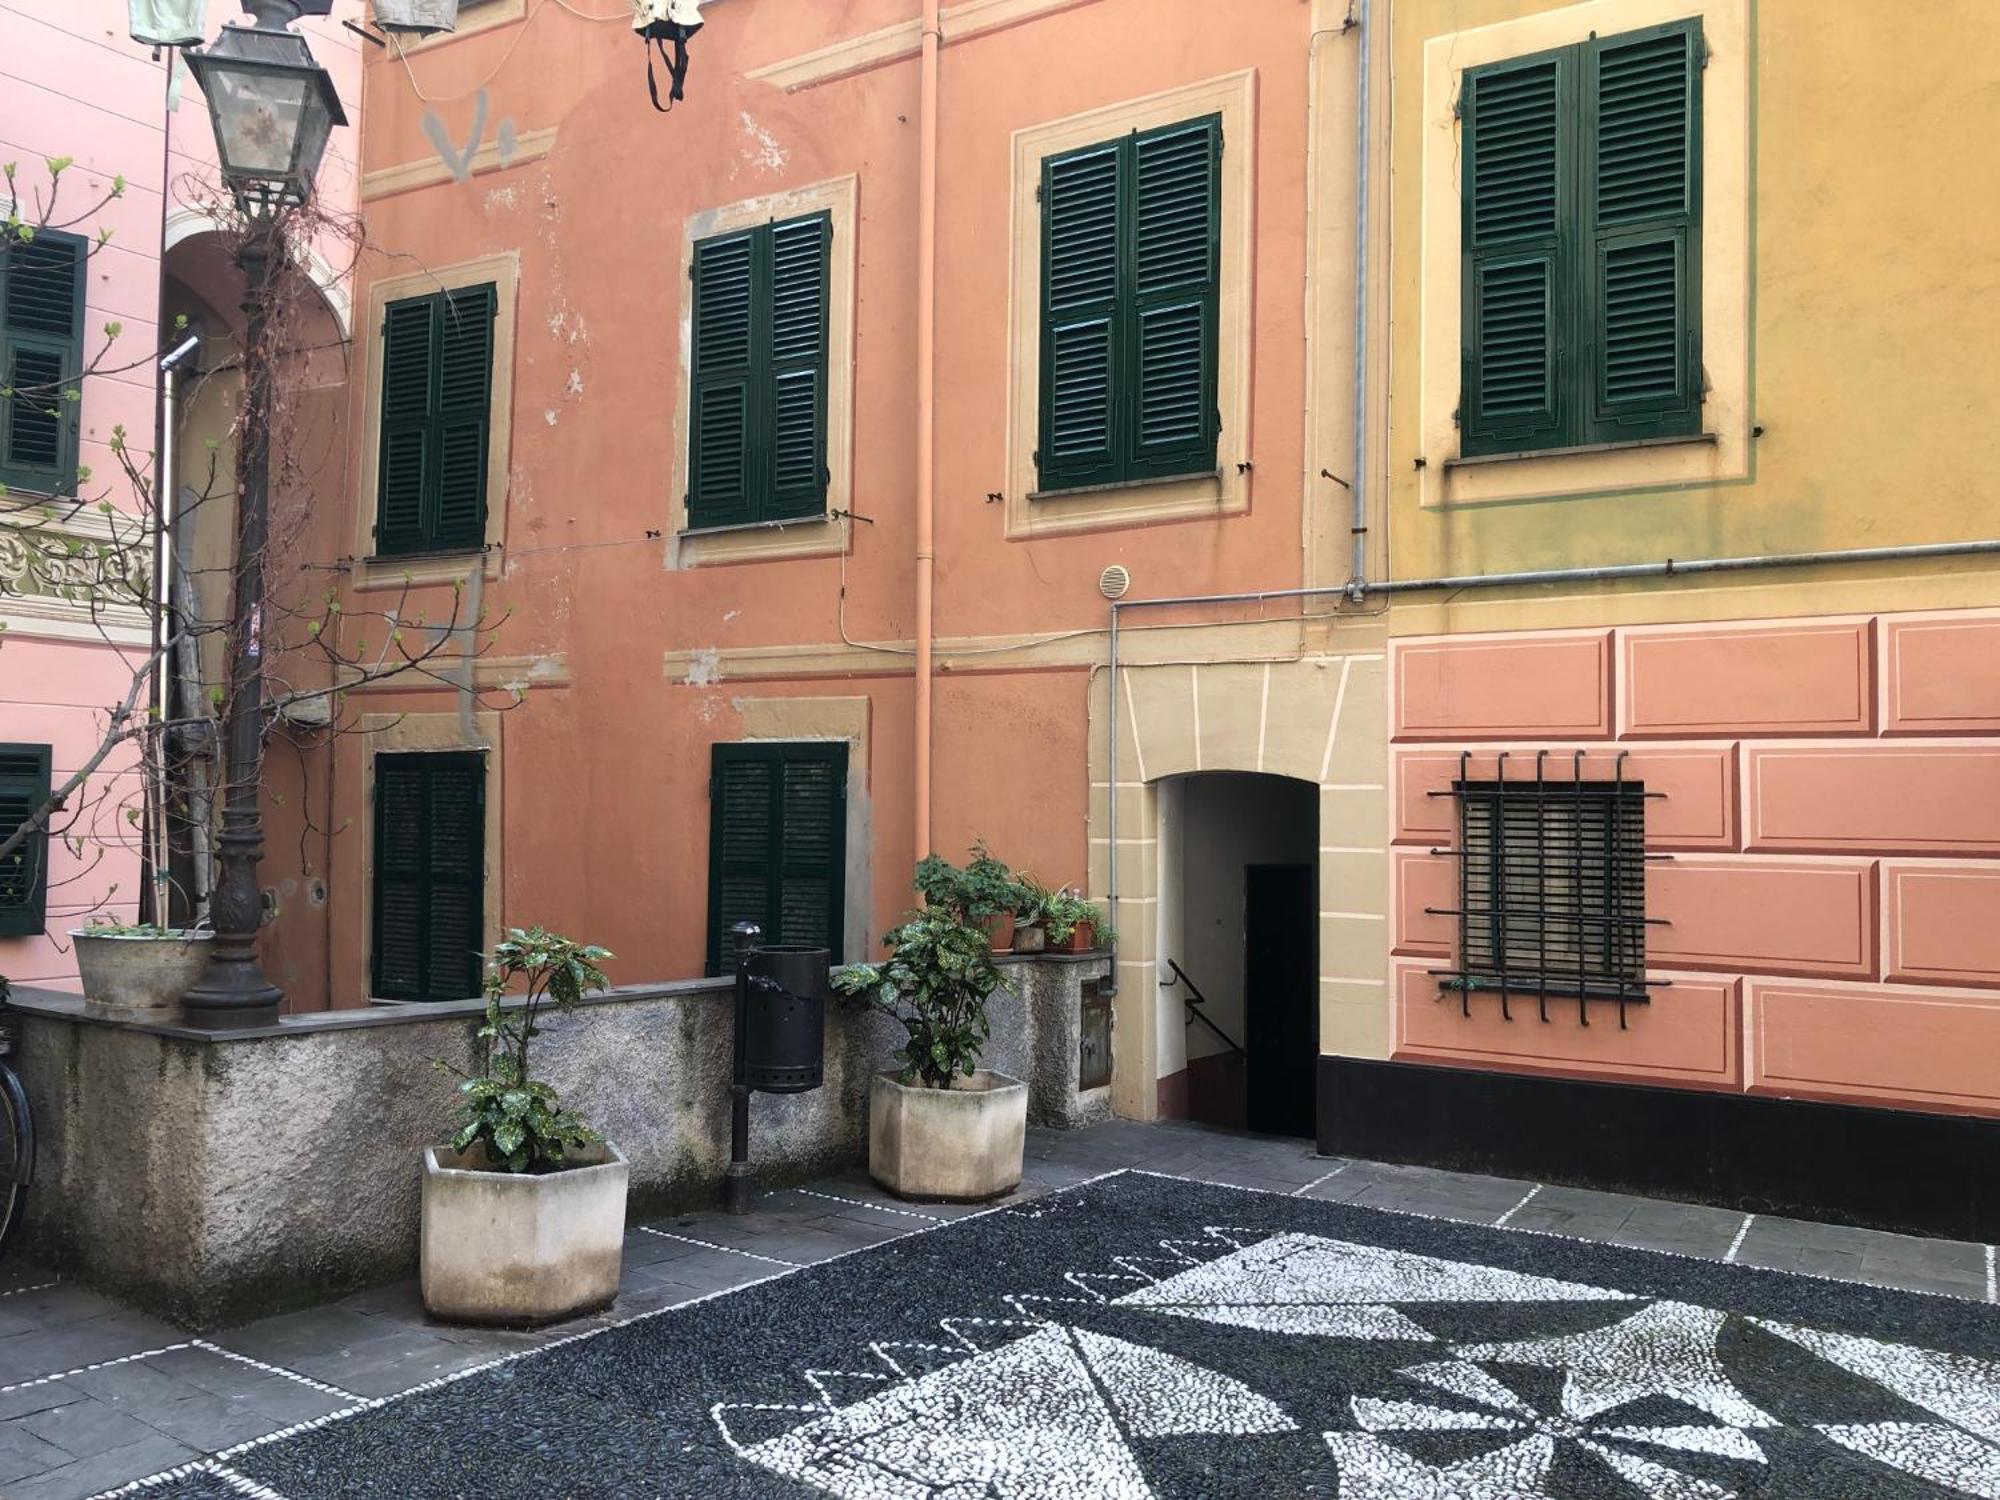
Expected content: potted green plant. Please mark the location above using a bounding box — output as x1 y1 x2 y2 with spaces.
1011 873 1052 953
423 927 626 1326
834 907 1027 1201
1042 887 1111 953
70 919 214 1014
915 840 1026 952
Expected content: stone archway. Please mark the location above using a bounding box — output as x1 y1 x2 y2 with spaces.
1087 647 1393 1124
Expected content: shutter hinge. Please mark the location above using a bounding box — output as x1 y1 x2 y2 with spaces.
1032 449 1042 466
1451 85 1464 122
1034 183 1044 203
1700 36 1711 68
1451 404 1462 429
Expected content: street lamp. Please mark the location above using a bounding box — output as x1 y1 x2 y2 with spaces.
178 0 345 1028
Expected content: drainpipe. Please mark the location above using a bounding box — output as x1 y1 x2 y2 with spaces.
912 0 940 866
1346 0 1371 599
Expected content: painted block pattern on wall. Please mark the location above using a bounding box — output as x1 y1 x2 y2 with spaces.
1620 619 1874 737
1393 961 1740 1090
1388 605 2000 1119
1883 612 2000 734
1391 631 1612 740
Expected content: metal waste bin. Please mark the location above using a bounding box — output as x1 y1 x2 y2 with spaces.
740 944 828 1094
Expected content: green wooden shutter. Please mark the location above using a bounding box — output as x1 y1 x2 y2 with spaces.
766 213 831 520
372 752 485 1001
376 285 495 556
1461 51 1572 456
423 754 486 1000
376 294 438 556
433 285 496 550
689 231 757 529
1038 141 1122 491
1128 115 1221 480
1584 20 1701 442
706 742 847 975
0 744 52 940
0 233 86 495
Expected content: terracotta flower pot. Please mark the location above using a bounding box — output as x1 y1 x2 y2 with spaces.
981 911 1016 952
1050 922 1096 953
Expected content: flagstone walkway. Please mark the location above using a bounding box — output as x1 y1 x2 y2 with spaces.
0 1119 1992 1498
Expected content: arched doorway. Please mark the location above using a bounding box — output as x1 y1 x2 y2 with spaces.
1157 772 1319 1136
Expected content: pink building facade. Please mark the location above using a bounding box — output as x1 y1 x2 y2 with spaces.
0 1 360 987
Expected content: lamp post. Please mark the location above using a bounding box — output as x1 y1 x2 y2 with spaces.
178 0 345 1028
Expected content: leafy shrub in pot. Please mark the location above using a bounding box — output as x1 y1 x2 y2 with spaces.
913 840 1029 951
836 908 1028 1199
422 927 629 1325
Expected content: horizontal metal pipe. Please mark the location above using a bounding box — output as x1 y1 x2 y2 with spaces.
1111 538 2000 616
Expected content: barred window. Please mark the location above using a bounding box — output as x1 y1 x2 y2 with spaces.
1444 772 1649 1021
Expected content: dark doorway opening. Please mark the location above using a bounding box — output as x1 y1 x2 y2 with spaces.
1245 862 1317 1137
1159 772 1319 1136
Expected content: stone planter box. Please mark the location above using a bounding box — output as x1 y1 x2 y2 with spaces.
72 930 212 1014
869 1070 1027 1201
421 1142 629 1326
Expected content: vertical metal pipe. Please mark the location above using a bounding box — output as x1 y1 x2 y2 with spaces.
1348 0 1372 595
1102 602 1120 997
723 920 760 1214
912 0 940 866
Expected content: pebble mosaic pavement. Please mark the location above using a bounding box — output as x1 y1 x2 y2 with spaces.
69 1168 2000 1499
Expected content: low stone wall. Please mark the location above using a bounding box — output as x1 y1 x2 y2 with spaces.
11 952 1109 1328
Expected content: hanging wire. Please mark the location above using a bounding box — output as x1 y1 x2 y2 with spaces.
391 0 628 107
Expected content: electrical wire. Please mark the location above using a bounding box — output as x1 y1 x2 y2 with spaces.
391 0 627 107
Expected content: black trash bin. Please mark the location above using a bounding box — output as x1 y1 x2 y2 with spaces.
740 944 829 1094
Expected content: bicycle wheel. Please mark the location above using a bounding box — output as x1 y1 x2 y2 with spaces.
0 1060 32 1258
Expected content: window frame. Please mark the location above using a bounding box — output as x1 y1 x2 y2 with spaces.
1445 775 1650 1014
705 740 848 977
686 210 833 533
1034 113 1223 495
1003 71 1256 540
0 742 52 940
353 253 516 590
369 748 487 1004
0 230 87 498
1458 19 1704 460
1413 0 1750 511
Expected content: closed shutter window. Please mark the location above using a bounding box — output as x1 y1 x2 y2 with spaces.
0 745 53 940
1461 20 1701 457
688 212 831 530
1038 114 1221 494
706 742 846 975
375 284 496 556
0 232 86 495
372 751 485 1001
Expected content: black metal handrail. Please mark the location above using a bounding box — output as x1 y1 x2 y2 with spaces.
1160 959 1246 1059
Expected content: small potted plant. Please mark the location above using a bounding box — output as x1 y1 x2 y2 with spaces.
70 918 213 1014
1011 873 1052 953
834 907 1027 1201
1042 887 1111 953
915 840 1026 952
423 927 626 1326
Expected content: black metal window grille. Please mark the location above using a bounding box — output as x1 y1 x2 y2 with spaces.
1431 751 1662 1026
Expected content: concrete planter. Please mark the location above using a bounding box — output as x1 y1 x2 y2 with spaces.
374 0 459 33
869 1070 1027 1201
71 930 212 1014
420 1142 628 1326
1010 923 1047 953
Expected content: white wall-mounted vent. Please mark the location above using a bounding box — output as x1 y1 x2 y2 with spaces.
1098 564 1131 601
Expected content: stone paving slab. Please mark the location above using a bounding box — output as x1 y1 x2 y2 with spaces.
0 1117 1991 1497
